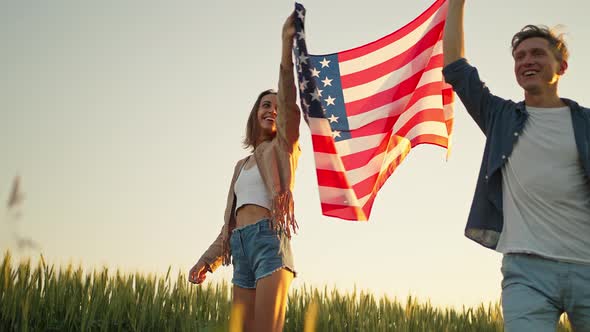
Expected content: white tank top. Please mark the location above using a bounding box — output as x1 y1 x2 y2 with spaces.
234 160 271 212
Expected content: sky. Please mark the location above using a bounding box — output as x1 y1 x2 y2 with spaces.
2 0 590 308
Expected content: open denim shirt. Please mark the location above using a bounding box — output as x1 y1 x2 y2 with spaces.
443 58 590 249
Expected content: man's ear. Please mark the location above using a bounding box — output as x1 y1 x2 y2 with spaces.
558 60 568 75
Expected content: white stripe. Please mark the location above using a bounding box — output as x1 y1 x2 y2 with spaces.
315 137 411 215
314 135 410 184
443 104 454 121
334 133 387 156
404 121 450 141
342 41 443 102
318 186 361 207
346 94 412 130
357 194 373 208
313 152 346 172
319 204 368 220
345 67 445 130
316 139 413 206
316 187 373 210
310 95 448 159
344 137 411 185
339 6 446 74
314 133 401 183
392 95 445 134
308 117 333 136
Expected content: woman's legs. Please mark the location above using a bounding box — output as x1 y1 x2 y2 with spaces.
232 286 256 332
254 268 294 332
231 220 296 331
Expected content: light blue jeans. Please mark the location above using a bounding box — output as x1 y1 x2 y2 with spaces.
501 254 590 332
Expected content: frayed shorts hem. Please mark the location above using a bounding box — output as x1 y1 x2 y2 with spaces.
232 265 296 289
230 219 296 289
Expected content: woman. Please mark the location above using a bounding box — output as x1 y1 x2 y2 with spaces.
188 13 300 332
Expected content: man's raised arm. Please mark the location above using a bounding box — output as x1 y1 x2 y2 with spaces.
443 0 465 66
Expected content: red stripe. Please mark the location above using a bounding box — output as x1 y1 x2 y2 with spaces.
317 136 413 201
344 54 444 116
402 60 445 107
317 134 448 206
342 130 416 171
341 130 392 170
370 143 411 196
349 115 399 138
311 134 336 154
315 169 349 189
340 143 388 171
338 0 445 61
320 203 369 221
337 143 411 219
347 81 446 139
351 172 379 200
318 135 447 221
340 22 444 88
360 194 377 218
445 118 454 135
409 134 449 148
442 87 453 105
343 134 413 199
344 70 422 116
395 108 447 138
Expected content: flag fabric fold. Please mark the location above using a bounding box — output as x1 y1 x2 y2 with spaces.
293 0 454 221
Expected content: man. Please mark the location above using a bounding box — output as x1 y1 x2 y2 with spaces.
442 0 590 331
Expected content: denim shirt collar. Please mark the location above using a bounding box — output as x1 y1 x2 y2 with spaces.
515 98 581 112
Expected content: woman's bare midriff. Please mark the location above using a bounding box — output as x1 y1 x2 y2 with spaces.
235 204 271 228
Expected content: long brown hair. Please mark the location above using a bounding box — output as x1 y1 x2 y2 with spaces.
243 89 277 151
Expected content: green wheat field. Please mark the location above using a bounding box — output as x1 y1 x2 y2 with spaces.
0 252 572 332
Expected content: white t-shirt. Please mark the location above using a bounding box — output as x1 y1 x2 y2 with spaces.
497 106 590 265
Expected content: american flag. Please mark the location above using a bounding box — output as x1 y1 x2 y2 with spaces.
294 0 454 221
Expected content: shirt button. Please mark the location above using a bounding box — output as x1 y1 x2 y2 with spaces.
513 132 519 137
484 175 489 180
502 155 506 159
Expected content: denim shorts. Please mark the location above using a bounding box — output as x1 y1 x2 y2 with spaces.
230 219 296 289
501 253 590 332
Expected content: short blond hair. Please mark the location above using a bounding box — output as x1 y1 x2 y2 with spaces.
511 25 569 63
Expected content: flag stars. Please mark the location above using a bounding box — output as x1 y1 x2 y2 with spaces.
332 130 341 138
319 58 331 68
299 78 309 91
297 30 305 40
310 67 320 77
298 53 309 65
311 87 323 101
324 96 336 106
297 9 305 20
301 98 310 112
328 114 339 123
321 76 333 87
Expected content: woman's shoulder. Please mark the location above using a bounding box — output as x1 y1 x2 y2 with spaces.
233 155 252 169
